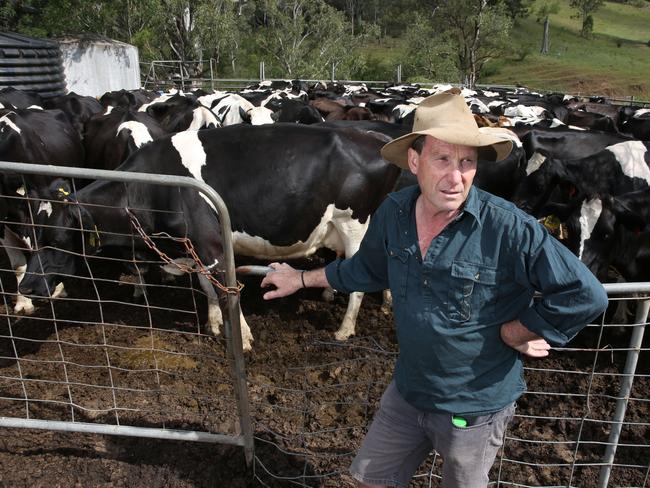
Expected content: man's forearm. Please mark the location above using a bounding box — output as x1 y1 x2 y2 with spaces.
302 268 330 289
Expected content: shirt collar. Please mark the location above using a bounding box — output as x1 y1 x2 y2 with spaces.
389 184 483 228
462 186 483 227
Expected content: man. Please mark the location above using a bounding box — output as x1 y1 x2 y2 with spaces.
260 93 608 488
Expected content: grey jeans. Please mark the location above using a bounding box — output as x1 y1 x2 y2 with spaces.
350 381 515 488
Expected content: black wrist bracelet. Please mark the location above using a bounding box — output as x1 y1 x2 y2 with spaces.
301 270 307 288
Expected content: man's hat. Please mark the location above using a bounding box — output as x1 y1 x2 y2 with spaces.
381 92 513 169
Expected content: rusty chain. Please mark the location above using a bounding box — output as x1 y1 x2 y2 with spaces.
125 207 243 295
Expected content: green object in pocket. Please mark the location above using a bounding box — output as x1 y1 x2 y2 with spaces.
452 415 467 428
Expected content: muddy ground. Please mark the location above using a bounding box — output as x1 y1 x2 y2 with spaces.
0 255 648 487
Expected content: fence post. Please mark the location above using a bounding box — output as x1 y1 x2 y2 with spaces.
259 61 265 81
597 298 650 487
209 58 215 91
396 64 402 84
331 62 335 82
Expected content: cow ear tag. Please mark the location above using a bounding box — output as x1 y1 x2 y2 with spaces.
541 214 561 232
88 225 101 248
57 187 71 201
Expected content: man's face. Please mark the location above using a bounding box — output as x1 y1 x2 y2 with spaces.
407 136 478 216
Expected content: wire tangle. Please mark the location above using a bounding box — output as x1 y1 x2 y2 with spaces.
125 207 243 295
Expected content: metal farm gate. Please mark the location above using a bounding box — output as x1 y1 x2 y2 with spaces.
0 161 254 465
0 161 649 487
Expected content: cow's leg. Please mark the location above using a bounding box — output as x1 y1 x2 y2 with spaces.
1 229 35 314
14 263 35 314
381 289 393 315
196 273 253 351
330 213 370 341
321 250 344 302
334 291 364 341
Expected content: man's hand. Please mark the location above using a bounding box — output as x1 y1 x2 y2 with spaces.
500 319 551 358
260 262 303 300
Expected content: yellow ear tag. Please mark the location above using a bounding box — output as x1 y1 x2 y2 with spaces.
58 187 71 200
88 225 101 248
542 214 561 232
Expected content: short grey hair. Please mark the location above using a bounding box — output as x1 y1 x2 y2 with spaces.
410 135 426 154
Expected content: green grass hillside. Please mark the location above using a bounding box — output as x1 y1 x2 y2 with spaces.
364 1 650 100
481 0 650 100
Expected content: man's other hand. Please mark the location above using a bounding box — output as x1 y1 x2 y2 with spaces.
500 320 551 358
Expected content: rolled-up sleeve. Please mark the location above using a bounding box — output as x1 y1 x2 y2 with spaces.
325 203 391 294
515 221 608 346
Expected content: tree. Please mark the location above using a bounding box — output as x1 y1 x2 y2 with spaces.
402 15 457 82
252 0 372 79
536 1 559 54
415 0 511 87
492 0 532 21
569 0 604 38
195 1 245 75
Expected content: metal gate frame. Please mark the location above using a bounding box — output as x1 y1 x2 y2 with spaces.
0 160 254 467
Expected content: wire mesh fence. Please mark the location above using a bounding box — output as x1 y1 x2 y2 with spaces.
0 163 253 462
245 299 649 487
0 162 648 486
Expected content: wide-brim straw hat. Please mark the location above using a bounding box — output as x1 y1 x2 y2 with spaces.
381 92 513 169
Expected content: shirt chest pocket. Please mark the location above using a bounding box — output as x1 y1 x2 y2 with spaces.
447 261 498 324
387 244 410 302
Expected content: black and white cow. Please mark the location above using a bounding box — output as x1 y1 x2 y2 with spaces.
19 124 400 350
139 93 219 132
546 187 650 282
43 92 104 136
620 109 650 140
513 141 650 216
83 108 167 170
0 87 42 109
99 89 159 111
0 108 83 313
199 93 274 126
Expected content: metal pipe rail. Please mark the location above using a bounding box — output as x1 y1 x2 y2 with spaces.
597 284 649 488
0 160 254 467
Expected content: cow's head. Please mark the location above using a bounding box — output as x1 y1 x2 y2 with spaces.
553 195 646 279
513 155 577 217
19 179 100 297
239 105 274 125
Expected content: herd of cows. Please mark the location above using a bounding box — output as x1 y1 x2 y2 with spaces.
0 80 649 350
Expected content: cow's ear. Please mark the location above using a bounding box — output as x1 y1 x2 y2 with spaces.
610 198 646 233
147 102 169 118
239 106 250 123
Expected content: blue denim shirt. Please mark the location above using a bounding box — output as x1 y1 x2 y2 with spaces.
325 185 608 415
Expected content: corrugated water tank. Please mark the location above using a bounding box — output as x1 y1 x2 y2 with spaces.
0 31 66 98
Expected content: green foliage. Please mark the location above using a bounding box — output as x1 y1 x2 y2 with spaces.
481 0 650 98
569 0 604 38
251 0 371 79
402 16 458 83
535 0 560 22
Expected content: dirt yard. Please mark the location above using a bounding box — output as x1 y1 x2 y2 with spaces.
0 255 648 487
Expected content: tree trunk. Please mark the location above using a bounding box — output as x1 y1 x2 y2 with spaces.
540 16 550 54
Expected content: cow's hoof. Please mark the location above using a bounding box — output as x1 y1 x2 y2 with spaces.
14 299 35 315
334 329 354 341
